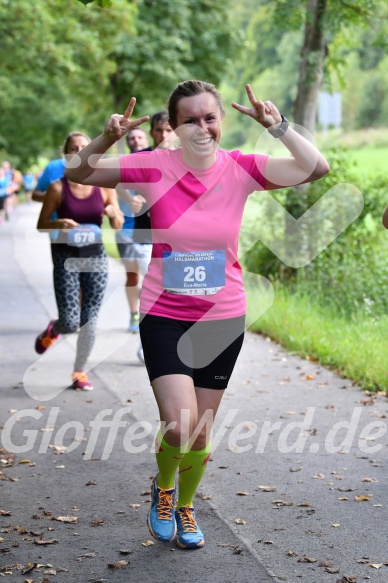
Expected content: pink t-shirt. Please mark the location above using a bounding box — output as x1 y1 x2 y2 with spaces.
120 148 268 321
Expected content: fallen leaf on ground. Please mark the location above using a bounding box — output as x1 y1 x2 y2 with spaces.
360 398 375 406
258 485 276 492
53 516 78 523
235 518 246 525
107 560 128 569
236 491 250 496
272 500 293 507
142 540 154 547
21 562 37 574
34 539 58 545
369 564 382 569
77 552 96 559
129 504 141 508
90 519 104 526
298 557 317 563
312 473 325 480
49 445 67 452
354 495 370 502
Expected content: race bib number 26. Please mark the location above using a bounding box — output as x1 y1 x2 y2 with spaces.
163 250 226 296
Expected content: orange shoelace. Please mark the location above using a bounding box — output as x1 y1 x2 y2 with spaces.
41 336 57 349
157 489 175 520
177 506 198 532
72 372 88 383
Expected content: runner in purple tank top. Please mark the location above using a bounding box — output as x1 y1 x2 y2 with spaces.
35 132 123 391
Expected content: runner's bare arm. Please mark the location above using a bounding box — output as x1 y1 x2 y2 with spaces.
37 181 78 231
232 84 330 189
103 188 124 230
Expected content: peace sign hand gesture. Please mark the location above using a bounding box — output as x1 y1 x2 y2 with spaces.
104 97 150 140
231 84 282 129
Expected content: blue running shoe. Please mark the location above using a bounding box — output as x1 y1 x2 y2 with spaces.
128 313 140 333
147 477 177 542
175 506 205 549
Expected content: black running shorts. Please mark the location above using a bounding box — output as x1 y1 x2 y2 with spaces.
139 314 245 389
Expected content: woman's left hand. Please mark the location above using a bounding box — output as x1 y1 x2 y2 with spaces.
231 84 282 128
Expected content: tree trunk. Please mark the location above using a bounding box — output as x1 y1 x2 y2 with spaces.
293 0 327 135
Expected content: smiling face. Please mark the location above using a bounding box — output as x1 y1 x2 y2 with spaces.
173 92 223 168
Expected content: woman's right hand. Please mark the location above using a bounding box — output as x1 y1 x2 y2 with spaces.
104 97 150 141
60 218 79 231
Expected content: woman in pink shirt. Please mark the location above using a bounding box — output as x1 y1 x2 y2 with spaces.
65 80 330 549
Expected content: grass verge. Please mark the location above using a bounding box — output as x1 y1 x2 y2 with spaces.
101 215 119 258
246 285 388 392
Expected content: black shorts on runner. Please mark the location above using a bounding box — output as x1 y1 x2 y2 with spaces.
117 242 133 261
139 314 245 389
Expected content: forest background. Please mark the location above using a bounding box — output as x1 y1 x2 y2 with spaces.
1 0 387 389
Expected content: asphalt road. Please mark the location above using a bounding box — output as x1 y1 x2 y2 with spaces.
1 203 387 583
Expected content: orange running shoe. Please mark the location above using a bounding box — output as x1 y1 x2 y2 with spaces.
35 320 60 354
72 371 93 391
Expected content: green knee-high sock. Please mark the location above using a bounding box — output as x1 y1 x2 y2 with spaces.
177 442 212 508
155 431 188 490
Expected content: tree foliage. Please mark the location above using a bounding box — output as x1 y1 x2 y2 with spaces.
1 0 239 167
0 0 134 166
230 0 388 133
109 0 241 112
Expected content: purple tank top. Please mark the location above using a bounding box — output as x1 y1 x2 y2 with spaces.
58 178 105 226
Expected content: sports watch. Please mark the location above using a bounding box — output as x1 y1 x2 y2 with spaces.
267 114 289 138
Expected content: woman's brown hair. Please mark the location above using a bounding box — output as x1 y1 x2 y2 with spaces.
61 132 90 155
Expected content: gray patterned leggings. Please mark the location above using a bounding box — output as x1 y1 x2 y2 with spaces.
51 246 108 372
